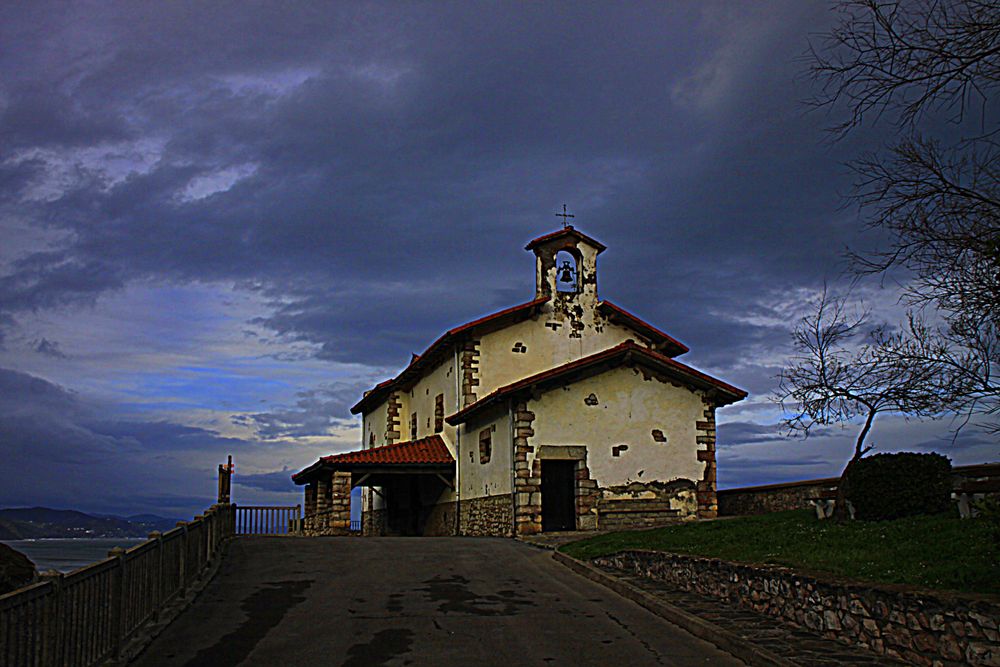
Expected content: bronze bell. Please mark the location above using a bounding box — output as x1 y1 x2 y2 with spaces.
558 260 575 283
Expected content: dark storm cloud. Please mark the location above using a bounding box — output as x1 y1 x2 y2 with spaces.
0 1 864 372
0 368 254 514
0 86 132 150
718 421 787 446
233 381 369 438
237 469 298 494
0 254 125 315
33 337 67 358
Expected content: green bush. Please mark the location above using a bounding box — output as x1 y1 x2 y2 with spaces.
845 452 952 521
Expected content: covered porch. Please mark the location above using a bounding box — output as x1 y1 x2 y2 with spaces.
292 435 456 536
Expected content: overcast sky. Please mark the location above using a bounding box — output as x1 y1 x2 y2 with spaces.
1 1 994 519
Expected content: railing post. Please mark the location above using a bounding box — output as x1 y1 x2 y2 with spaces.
40 570 64 666
209 507 217 559
194 514 205 572
296 504 303 535
148 531 163 619
108 546 126 663
176 521 188 594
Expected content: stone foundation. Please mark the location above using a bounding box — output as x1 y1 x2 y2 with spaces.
596 550 1000 667
596 479 697 529
303 508 350 536
422 501 458 536
303 471 351 535
460 494 513 536
363 508 387 536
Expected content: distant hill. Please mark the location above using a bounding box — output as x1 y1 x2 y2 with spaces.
0 508 181 539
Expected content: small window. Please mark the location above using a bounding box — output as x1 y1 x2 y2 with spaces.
434 394 444 433
410 412 417 440
479 428 492 464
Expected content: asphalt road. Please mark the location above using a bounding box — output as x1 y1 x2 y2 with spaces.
131 537 746 667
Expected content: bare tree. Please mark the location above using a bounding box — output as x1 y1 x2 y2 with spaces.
809 0 1000 131
776 289 953 518
808 0 1000 428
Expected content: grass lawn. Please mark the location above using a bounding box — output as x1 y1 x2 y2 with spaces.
560 510 1000 595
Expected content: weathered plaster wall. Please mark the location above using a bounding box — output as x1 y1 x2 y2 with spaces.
361 356 461 519
457 405 513 500
528 366 706 488
476 310 641 396
363 400 390 448
403 356 458 445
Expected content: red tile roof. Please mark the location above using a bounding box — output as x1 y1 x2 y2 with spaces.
524 226 607 253
597 301 688 357
446 340 747 425
350 297 549 414
292 435 454 483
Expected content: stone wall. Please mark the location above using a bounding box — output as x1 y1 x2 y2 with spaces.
717 478 839 516
595 550 1000 666
385 392 402 444
303 508 349 536
695 402 718 519
423 501 458 536
302 471 351 535
363 508 387 536
460 494 513 536
512 401 541 535
718 464 1000 517
461 339 480 407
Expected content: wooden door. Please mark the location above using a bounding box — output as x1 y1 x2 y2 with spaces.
541 460 576 531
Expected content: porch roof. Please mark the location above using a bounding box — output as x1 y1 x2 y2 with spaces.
291 435 455 485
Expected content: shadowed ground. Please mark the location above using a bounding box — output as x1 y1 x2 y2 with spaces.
130 537 745 666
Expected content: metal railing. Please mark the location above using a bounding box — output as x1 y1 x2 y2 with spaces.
0 503 234 667
234 505 301 536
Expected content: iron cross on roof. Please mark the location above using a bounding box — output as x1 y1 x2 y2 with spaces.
556 204 575 229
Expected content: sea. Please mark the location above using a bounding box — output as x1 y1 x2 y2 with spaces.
2 538 146 573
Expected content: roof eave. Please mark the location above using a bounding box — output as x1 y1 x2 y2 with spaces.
350 297 550 415
597 301 689 356
446 342 746 425
524 226 607 253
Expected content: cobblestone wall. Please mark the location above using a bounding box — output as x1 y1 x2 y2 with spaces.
303 472 351 535
460 494 513 536
695 402 718 518
302 508 349 536
595 550 1000 666
362 509 387 536
423 501 458 536
718 464 1000 517
717 478 839 516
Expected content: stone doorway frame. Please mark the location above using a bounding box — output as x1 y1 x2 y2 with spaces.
515 443 598 534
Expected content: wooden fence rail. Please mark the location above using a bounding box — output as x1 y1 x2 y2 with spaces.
234 505 302 536
0 503 235 667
